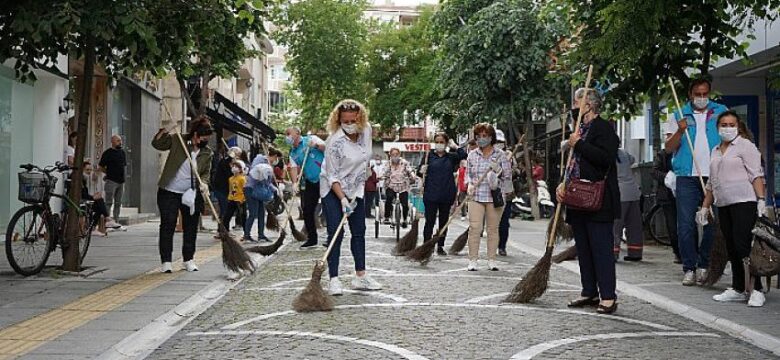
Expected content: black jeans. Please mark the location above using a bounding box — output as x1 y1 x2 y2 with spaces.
660 202 680 258
570 215 617 300
302 179 320 243
423 199 452 247
385 189 409 221
498 201 512 250
718 202 762 292
157 188 203 263
364 191 377 217
222 200 245 230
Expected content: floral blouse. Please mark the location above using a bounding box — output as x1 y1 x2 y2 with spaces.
319 125 373 199
383 159 416 193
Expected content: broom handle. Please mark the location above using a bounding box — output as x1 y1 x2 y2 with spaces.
296 145 312 187
668 78 707 191
320 212 350 263
433 163 493 238
546 65 594 249
560 106 567 178
171 128 224 230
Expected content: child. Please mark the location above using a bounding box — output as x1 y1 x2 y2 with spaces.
222 160 247 232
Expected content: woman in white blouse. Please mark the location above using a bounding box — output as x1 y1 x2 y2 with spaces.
698 110 767 307
320 99 382 296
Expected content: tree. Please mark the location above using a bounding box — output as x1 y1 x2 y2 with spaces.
272 0 368 130
362 7 438 130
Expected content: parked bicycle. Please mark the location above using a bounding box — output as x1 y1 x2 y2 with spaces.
5 162 95 276
641 193 671 246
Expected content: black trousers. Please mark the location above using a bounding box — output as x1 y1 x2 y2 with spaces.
92 198 109 222
385 189 409 221
570 215 616 300
364 191 377 217
157 188 203 263
718 202 762 292
423 199 452 247
661 202 680 258
302 179 320 243
222 200 245 230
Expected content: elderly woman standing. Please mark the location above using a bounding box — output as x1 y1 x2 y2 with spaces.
699 111 767 307
320 99 382 295
383 147 416 228
556 89 620 314
466 123 511 272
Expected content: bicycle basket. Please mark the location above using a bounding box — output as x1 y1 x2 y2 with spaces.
18 172 51 203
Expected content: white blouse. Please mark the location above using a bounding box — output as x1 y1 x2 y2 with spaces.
319 125 373 199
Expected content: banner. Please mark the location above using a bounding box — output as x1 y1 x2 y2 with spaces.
382 142 434 152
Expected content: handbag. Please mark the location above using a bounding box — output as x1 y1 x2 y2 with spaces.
491 188 505 208
562 172 607 212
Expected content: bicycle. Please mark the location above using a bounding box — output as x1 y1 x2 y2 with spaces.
641 193 671 246
5 162 95 276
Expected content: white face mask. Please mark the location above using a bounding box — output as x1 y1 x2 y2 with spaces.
495 143 505 150
231 166 241 174
435 143 446 152
693 97 709 110
342 123 358 135
718 127 738 142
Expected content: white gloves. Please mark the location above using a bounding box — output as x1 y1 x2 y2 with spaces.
695 207 710 226
308 136 324 148
292 182 300 194
420 165 428 176
341 197 356 215
757 201 767 218
487 172 499 190
448 139 458 150
199 183 210 198
467 184 476 196
278 183 286 193
489 162 502 175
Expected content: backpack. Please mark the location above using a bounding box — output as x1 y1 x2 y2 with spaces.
250 179 274 203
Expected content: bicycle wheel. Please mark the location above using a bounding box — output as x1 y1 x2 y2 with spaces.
5 205 53 276
647 206 671 246
76 205 94 263
394 203 401 242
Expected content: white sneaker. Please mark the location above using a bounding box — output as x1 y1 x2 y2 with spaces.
226 270 243 280
460 216 466 221
682 270 696 286
696 268 708 285
713 288 747 302
748 290 766 307
184 260 198 272
328 277 344 296
351 274 383 291
105 220 121 228
487 260 498 271
161 262 173 273
467 260 478 271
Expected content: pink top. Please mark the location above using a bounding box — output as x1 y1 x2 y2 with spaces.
705 136 764 207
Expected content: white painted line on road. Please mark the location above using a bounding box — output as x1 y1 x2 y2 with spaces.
188 330 430 360
508 239 780 357
510 331 720 359
242 287 409 303
221 302 675 331
96 246 285 360
266 273 580 289
282 255 395 265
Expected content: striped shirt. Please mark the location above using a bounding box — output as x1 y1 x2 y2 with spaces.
466 147 511 202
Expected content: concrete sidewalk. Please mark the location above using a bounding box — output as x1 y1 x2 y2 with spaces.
0 217 257 359
505 219 780 354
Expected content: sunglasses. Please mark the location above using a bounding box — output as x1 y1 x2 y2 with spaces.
339 102 359 111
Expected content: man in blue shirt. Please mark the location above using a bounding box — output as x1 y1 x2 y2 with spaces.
664 78 728 286
286 126 326 248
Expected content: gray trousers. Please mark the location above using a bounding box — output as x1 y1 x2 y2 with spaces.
104 179 124 220
613 200 643 257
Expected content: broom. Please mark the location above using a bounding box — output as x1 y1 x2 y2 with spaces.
394 146 430 255
448 228 469 254
505 65 593 304
171 128 254 274
290 217 307 242
405 167 493 265
292 211 350 312
552 245 578 264
266 212 280 232
247 230 286 256
281 160 308 242
550 108 574 244
292 146 312 233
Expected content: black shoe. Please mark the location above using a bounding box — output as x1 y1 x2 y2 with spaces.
436 247 447 256
567 296 600 308
383 219 391 225
367 215 375 219
322 242 329 248
498 249 507 257
300 241 318 249
623 256 642 262
597 301 618 315
401 221 408 229
259 236 271 243
674 256 682 264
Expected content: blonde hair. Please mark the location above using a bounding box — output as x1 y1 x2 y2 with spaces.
326 99 370 134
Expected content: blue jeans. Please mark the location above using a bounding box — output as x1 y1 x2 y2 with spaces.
570 215 616 300
244 191 267 240
675 176 713 272
322 191 366 278
498 201 511 250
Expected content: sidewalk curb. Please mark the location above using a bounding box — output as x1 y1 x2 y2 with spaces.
510 241 780 356
95 243 286 360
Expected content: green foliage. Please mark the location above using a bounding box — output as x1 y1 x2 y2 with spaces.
272 0 368 130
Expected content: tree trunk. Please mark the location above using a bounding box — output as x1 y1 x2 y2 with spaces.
649 85 661 155
522 115 540 219
177 77 199 117
62 37 96 271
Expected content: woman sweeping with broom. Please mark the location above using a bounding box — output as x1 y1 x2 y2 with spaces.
420 132 467 256
320 99 383 296
555 88 620 314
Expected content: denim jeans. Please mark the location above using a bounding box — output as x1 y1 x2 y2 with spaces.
498 201 511 250
322 191 366 278
244 190 266 240
675 176 713 272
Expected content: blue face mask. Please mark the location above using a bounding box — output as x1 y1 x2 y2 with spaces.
476 137 491 148
285 136 294 145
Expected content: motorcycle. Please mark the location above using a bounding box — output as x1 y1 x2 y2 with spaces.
510 180 555 219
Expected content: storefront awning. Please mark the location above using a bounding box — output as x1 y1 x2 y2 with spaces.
212 92 276 141
207 108 252 140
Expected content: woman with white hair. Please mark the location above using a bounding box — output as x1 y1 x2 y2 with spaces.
320 99 382 295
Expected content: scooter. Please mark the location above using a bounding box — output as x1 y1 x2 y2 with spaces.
511 180 554 219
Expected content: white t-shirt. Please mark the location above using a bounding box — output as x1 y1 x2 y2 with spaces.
664 112 710 177
165 150 199 194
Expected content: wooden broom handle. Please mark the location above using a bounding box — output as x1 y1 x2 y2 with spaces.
668 78 707 191
171 129 223 228
320 213 350 263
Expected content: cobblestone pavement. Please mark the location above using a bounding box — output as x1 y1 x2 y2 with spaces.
147 218 777 360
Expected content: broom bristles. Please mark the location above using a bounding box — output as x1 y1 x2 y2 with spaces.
393 218 419 256
247 230 286 256
292 262 334 312
547 219 574 245
220 228 255 273
703 225 728 286
448 228 469 254
266 212 280 232
404 235 438 265
552 245 577 264
505 247 553 303
290 218 307 242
